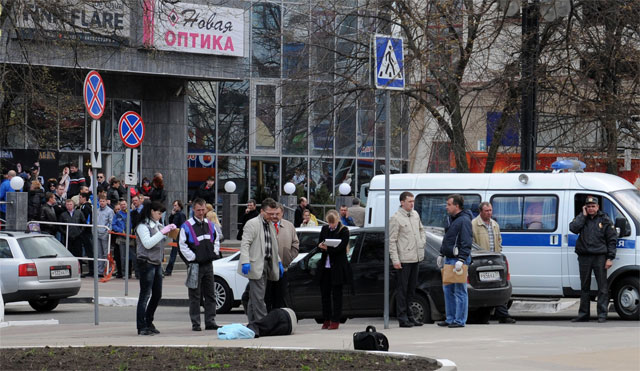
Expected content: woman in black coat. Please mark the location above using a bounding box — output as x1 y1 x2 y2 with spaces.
317 209 351 330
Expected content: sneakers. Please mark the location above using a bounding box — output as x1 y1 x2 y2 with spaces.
437 321 450 327
328 321 340 330
498 317 516 324
321 320 331 330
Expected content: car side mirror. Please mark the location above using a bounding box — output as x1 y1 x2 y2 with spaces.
615 217 630 237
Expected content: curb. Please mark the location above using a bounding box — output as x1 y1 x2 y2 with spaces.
62 297 189 307
0 319 59 328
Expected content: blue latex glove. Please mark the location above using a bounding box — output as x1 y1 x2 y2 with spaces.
242 263 251 275
278 262 284 278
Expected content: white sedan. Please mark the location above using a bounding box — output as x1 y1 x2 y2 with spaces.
213 226 329 313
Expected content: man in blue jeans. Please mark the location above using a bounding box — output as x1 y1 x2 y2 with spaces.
437 194 473 328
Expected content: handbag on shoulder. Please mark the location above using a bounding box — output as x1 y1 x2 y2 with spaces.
353 325 389 351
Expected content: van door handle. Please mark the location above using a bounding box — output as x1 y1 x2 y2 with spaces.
550 235 559 245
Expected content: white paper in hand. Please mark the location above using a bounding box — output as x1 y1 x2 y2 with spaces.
324 239 342 247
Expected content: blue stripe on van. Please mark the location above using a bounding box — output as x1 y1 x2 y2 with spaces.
501 234 561 247
568 234 635 249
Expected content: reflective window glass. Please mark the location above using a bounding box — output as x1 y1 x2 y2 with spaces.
283 157 307 197
251 156 279 202
218 81 249 154
252 2 282 78
59 97 85 151
283 4 309 78
492 195 558 231
27 95 58 150
255 85 277 151
282 80 308 155
415 194 482 228
187 81 217 153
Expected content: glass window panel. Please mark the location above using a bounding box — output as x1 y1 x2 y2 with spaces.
283 4 309 78
111 152 125 184
217 155 248 206
59 97 85 151
309 157 333 210
335 158 354 194
414 194 482 228
282 157 307 198
26 95 58 150
250 156 280 202
255 85 277 151
336 103 356 156
113 100 141 153
282 81 309 156
358 90 375 158
356 159 373 204
310 84 333 156
1 95 27 148
310 7 335 80
491 195 558 231
252 2 282 78
187 81 217 153
218 81 249 154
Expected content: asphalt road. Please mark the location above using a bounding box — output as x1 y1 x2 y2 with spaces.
2 300 639 371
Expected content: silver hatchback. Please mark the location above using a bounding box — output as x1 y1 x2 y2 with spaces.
0 232 81 312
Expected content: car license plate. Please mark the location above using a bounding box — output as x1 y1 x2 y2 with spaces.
479 271 500 282
50 267 71 279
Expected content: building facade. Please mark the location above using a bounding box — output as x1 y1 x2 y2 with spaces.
0 0 410 211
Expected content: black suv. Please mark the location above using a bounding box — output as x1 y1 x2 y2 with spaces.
286 227 512 323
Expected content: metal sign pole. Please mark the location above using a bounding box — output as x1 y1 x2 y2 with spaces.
383 89 391 330
125 186 131 296
91 121 100 325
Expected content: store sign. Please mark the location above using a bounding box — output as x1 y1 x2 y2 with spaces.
12 0 130 46
143 0 244 57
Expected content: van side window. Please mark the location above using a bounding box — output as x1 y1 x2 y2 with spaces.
492 195 558 231
415 194 482 228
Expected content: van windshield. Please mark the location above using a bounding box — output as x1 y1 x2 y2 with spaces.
612 189 640 232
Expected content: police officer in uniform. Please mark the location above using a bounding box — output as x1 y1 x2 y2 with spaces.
569 195 617 323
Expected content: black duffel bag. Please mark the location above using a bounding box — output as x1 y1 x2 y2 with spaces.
353 325 389 351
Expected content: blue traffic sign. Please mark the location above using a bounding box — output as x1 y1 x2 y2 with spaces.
118 111 145 148
83 71 106 119
375 35 404 90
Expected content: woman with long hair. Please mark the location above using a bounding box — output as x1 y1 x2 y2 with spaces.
135 200 176 336
150 175 167 205
317 209 351 330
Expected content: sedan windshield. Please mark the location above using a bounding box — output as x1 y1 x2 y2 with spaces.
18 236 75 259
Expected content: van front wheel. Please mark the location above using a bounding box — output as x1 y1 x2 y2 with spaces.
613 276 639 320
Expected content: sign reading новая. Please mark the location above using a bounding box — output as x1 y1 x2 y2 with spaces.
143 0 244 57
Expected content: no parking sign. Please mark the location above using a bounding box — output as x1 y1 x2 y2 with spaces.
118 111 145 148
83 70 106 120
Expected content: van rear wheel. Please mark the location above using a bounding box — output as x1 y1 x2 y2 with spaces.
613 276 639 320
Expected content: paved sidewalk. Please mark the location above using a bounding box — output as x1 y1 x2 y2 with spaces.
64 271 191 305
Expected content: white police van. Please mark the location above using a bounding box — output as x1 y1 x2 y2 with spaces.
365 165 640 320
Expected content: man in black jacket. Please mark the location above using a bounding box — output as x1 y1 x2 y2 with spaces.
58 199 85 259
78 192 94 277
178 198 220 331
237 199 259 240
40 193 59 235
293 197 308 228
569 195 617 323
192 176 216 205
437 194 473 328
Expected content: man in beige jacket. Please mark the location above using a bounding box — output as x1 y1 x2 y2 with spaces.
471 201 515 324
238 198 283 322
265 203 300 310
389 191 426 327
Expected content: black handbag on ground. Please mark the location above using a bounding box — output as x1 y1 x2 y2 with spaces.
353 325 389 351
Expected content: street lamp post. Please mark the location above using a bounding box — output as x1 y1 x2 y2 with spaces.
520 0 540 172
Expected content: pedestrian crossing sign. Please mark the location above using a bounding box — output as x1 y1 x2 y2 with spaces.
374 35 404 90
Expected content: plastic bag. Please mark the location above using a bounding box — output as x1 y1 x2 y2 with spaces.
185 263 199 289
217 323 255 340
